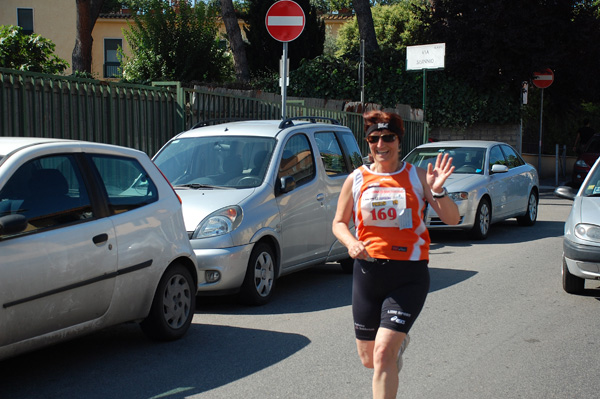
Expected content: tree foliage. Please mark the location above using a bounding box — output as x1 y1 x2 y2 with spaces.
0 25 69 74
243 0 325 74
419 0 600 150
121 0 233 83
336 1 427 55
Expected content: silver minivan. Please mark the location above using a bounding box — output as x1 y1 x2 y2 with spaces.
153 118 363 304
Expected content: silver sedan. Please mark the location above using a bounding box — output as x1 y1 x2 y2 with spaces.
403 140 539 239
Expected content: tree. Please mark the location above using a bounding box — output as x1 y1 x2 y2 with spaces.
243 0 325 74
73 0 105 74
220 0 250 82
0 25 69 74
336 1 427 55
122 0 233 82
352 0 378 52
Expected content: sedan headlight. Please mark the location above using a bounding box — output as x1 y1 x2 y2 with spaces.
449 192 469 201
574 223 600 242
192 205 243 239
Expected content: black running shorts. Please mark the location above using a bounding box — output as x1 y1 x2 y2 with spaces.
352 258 430 341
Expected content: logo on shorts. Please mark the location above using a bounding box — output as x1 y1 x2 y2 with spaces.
390 316 406 325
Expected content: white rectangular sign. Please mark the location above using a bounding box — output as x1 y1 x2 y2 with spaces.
406 43 446 71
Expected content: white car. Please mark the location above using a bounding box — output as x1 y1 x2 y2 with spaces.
555 156 600 294
403 140 539 239
153 117 364 305
0 137 199 361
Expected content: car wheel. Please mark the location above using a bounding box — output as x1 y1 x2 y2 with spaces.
470 198 490 240
140 263 196 341
339 258 354 274
517 190 538 226
562 256 584 294
239 242 276 306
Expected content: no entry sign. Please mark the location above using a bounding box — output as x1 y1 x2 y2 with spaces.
265 0 305 42
532 68 554 89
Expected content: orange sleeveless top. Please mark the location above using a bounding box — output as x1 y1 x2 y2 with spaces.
351 163 430 261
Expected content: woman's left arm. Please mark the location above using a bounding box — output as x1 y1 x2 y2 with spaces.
418 153 461 225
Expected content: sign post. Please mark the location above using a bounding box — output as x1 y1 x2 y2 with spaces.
532 68 554 174
265 0 305 119
406 43 445 122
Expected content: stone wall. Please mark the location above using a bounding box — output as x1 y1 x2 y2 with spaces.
429 124 521 149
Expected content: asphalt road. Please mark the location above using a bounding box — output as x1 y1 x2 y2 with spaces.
2 191 599 399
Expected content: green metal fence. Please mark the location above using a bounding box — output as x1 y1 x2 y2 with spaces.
0 68 180 156
184 87 428 157
1 68 428 158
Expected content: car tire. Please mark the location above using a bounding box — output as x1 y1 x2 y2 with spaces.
562 256 584 294
470 198 490 240
239 242 276 306
140 263 196 341
339 258 354 274
517 190 538 226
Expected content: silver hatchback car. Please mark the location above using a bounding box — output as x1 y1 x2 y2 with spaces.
153 118 364 305
0 138 198 360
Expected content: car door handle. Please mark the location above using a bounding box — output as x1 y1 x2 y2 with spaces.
93 233 109 245
316 193 325 201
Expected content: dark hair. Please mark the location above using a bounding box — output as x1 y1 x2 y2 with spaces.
363 110 405 140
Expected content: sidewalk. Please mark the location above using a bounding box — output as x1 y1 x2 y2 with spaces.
539 177 567 193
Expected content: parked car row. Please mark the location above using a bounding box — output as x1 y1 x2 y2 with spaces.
1 123 544 361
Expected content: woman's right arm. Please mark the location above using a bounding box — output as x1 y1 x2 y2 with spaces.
332 174 372 259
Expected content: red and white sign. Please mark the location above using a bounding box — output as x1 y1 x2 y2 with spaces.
532 68 554 89
265 0 305 42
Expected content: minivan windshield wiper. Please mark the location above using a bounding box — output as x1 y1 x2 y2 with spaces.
175 183 234 190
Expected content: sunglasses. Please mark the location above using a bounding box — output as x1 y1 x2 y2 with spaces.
365 134 397 144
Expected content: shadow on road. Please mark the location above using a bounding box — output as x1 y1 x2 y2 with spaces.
0 322 310 399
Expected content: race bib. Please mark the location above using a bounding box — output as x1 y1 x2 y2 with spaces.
360 186 412 229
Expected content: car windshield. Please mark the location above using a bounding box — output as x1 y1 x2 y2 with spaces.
153 136 276 189
404 146 486 175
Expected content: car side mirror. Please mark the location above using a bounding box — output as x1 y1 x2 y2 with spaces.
0 214 28 235
491 164 509 174
554 186 576 200
278 176 296 194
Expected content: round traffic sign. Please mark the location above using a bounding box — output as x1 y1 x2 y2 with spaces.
265 0 305 43
532 68 554 89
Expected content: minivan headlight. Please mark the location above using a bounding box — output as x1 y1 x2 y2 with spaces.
192 205 243 239
574 223 600 242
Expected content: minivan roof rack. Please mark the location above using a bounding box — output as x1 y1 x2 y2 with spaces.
279 116 341 130
191 118 251 130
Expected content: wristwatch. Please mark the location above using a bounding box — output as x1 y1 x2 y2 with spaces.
431 187 448 198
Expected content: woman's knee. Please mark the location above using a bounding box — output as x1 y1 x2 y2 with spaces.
372 343 397 369
356 340 375 369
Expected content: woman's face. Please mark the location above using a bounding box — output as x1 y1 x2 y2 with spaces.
367 131 399 163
